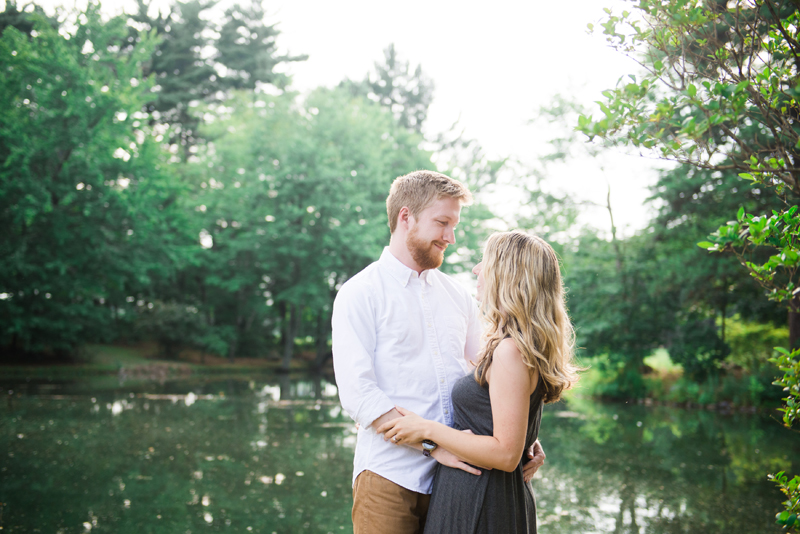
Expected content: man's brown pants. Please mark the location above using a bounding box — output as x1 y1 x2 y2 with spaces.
352 470 431 534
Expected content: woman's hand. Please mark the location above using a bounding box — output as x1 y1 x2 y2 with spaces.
431 447 482 476
376 406 430 445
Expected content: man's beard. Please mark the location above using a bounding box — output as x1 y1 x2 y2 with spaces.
407 226 446 270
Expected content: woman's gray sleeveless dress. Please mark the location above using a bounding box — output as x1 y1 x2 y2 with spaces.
423 373 544 534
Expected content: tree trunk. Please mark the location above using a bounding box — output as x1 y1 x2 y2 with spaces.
198 275 212 326
282 303 298 372
789 297 800 349
227 337 238 361
606 185 623 274
277 301 287 351
312 373 323 400
229 286 250 361
314 309 331 369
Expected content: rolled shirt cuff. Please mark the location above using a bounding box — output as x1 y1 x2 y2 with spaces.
357 391 396 429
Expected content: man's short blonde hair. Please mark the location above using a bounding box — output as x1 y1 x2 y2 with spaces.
386 171 473 233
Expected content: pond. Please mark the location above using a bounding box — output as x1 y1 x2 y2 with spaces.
1 374 796 533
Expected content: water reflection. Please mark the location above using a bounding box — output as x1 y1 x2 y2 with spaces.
0 375 796 533
534 396 796 533
1 374 355 533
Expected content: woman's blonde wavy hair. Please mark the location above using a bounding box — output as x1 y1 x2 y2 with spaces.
474 231 579 404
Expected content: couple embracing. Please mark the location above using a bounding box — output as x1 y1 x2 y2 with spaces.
332 171 579 533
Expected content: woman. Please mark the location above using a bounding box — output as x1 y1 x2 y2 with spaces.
377 231 580 533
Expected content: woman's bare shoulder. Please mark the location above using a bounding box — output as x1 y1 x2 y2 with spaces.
493 338 526 369
492 337 537 392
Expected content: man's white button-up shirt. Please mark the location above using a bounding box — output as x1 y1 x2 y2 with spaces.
332 248 482 494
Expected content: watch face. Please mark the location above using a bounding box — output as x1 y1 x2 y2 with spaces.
422 440 436 451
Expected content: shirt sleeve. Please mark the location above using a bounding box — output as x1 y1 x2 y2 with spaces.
464 296 483 365
331 281 395 428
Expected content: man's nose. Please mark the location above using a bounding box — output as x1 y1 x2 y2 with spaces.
444 226 456 244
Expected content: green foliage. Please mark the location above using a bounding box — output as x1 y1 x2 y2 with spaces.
581 0 800 312
723 314 788 371
702 205 800 305
561 227 717 392
186 87 432 362
432 126 505 274
341 43 498 273
772 347 800 429
654 164 785 319
0 0 53 36
0 2 501 365
215 1 303 90
526 97 768 388
659 371 779 406
770 469 800 531
643 348 682 373
584 0 800 527
134 301 205 358
580 1 800 181
0 4 189 355
341 44 434 134
770 352 800 531
580 349 780 406
577 355 648 399
131 0 307 150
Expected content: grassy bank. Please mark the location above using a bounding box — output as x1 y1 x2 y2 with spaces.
0 343 331 381
3 345 785 412
572 349 784 409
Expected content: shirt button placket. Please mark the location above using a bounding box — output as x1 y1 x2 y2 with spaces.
421 284 451 426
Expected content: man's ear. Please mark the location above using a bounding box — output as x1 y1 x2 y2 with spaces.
398 207 412 230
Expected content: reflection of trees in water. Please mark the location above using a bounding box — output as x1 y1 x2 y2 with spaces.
0 376 355 533
535 398 791 533
278 373 293 401
312 372 323 400
613 470 638 534
4 378 792 533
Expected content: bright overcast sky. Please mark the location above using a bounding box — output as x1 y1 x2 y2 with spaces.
267 0 669 235
5 0 668 234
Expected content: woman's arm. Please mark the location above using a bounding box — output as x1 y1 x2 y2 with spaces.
378 338 536 472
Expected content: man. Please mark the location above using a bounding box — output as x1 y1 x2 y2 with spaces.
332 171 544 534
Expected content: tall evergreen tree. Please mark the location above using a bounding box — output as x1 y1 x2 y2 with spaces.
131 0 306 151
341 44 434 134
0 0 53 36
216 1 303 91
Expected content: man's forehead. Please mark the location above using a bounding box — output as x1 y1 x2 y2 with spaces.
424 197 462 219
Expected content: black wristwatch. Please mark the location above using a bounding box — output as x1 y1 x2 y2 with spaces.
422 440 438 457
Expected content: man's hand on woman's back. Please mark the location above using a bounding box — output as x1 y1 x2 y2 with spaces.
523 440 545 483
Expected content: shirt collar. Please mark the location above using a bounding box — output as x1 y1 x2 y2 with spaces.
379 247 435 288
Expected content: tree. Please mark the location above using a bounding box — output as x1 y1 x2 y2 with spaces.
0 4 189 356
341 44 501 274
518 94 787 387
0 1 53 36
186 87 431 365
580 0 800 336
341 44 434 134
130 0 306 153
514 98 681 391
580 1 800 528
